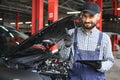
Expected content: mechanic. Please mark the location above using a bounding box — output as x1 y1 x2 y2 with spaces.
59 2 114 80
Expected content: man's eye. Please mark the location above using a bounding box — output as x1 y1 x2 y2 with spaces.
82 15 86 17
89 15 94 18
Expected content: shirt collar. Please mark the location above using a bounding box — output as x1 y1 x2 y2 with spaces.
80 27 98 35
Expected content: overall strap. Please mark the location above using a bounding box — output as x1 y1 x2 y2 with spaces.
74 28 78 54
96 32 103 50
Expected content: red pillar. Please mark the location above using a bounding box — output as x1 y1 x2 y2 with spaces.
48 0 58 52
32 0 44 35
112 0 120 16
48 0 58 24
87 0 103 31
16 12 20 30
111 35 118 53
111 0 119 52
118 3 120 16
96 0 102 31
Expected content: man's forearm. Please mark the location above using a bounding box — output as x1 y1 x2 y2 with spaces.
59 45 71 60
97 59 114 72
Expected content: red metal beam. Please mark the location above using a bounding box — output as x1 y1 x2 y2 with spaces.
112 0 118 16
118 3 120 16
16 12 20 30
32 0 44 35
48 0 58 51
111 34 118 53
112 0 120 16
111 0 119 52
96 0 102 31
48 0 58 24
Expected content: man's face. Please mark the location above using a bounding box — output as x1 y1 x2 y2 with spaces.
81 12 100 30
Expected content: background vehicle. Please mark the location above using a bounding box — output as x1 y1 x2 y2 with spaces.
0 15 84 80
0 25 29 56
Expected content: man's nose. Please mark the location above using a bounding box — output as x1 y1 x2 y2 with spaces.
85 17 91 22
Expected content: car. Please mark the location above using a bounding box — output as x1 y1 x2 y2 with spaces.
0 25 29 56
0 14 83 80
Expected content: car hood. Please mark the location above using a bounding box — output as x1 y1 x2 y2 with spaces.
15 14 80 52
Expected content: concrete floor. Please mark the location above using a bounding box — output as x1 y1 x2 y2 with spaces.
105 52 120 80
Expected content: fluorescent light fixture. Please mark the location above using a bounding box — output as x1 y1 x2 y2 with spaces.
18 22 23 24
10 22 15 25
67 11 81 14
117 8 120 10
25 21 31 24
110 18 112 21
45 24 48 26
0 18 3 20
10 22 23 25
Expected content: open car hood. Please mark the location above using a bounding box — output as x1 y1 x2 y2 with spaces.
16 14 80 52
4 14 80 68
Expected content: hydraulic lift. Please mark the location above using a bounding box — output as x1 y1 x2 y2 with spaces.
31 0 44 34
16 12 20 30
48 0 58 24
48 0 58 55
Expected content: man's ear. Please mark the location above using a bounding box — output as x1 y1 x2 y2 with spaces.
79 12 83 18
96 13 100 20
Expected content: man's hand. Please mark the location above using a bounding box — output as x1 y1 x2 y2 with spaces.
79 61 101 69
64 28 73 47
64 34 73 47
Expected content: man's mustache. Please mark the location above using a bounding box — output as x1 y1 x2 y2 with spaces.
84 22 92 24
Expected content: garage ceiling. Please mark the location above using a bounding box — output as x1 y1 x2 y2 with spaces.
0 0 119 28
0 0 114 16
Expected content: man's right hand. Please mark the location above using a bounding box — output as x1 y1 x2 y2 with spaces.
64 34 73 47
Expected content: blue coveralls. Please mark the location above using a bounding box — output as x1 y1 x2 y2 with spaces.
68 28 105 80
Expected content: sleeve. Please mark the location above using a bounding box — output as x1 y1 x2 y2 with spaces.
59 43 72 60
98 33 114 72
58 29 74 60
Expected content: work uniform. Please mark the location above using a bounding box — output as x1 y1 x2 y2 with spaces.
59 27 114 80
68 28 105 80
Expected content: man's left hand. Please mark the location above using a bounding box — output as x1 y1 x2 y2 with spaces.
80 61 101 69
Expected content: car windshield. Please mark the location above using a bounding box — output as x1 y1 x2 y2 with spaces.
8 29 29 43
0 25 29 56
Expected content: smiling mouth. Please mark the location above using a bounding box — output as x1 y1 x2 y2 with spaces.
85 23 91 25
84 22 91 24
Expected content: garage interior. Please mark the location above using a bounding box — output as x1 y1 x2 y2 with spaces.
0 0 120 80
0 0 120 53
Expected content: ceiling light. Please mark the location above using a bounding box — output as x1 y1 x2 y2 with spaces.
45 24 48 26
18 22 23 24
25 21 31 24
10 22 15 25
67 11 81 14
0 18 3 20
117 8 120 10
10 22 23 25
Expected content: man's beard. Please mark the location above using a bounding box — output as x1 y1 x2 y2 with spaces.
82 22 96 30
